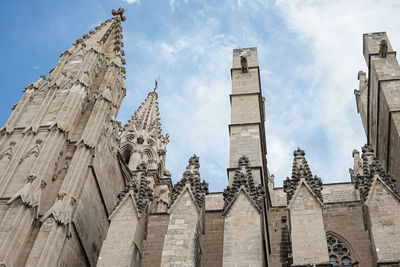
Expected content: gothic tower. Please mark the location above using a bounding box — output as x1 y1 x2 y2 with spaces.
223 47 269 265
0 8 128 266
355 32 400 192
3 6 400 266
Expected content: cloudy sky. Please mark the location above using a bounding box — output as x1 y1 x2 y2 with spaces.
1 0 400 192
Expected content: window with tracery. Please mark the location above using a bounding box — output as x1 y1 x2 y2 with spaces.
327 233 354 267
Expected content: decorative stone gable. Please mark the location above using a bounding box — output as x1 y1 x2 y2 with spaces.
283 148 323 204
223 155 265 214
170 155 209 210
354 144 400 202
111 162 153 216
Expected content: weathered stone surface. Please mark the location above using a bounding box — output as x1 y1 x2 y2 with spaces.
223 192 263 267
290 184 329 265
2 10 400 266
368 180 400 262
160 189 202 267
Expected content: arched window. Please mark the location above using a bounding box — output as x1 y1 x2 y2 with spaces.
120 144 133 165
327 233 355 267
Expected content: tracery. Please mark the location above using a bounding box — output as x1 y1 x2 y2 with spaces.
327 233 354 267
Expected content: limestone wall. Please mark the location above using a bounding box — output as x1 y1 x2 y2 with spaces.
205 193 224 211
232 68 261 94
223 192 263 267
142 213 170 267
160 189 201 267
323 201 372 266
271 188 287 206
97 197 140 267
229 124 263 170
321 183 360 203
230 94 261 124
290 184 329 265
201 211 224 267
267 207 291 267
368 180 400 262
73 169 110 266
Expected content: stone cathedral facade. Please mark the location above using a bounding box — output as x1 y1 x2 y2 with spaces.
0 8 400 267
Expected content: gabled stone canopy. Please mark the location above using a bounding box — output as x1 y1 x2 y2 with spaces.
223 155 265 214
111 162 154 216
355 144 400 202
170 155 209 210
283 148 323 204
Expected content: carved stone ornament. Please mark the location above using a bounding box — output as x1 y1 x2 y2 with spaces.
170 155 209 210
223 155 265 214
41 194 76 238
111 162 154 216
355 144 400 201
283 148 323 204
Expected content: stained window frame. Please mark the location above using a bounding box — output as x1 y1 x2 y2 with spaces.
326 231 355 267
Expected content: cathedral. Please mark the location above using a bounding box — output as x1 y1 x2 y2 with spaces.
1 8 400 267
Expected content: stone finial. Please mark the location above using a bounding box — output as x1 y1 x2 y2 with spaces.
379 39 388 58
111 7 126 21
293 147 305 157
170 155 209 209
223 155 265 214
355 144 400 201
284 148 323 204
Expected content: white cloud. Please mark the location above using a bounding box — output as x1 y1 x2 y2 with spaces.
267 0 400 185
119 0 400 191
123 0 140 4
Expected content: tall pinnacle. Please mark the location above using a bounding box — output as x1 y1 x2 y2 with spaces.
43 7 128 97
119 90 169 175
283 148 323 204
126 92 163 137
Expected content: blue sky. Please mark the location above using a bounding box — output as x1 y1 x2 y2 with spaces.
1 0 400 192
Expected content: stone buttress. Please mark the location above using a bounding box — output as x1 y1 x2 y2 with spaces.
222 155 265 267
0 8 127 266
355 32 400 192
283 148 330 266
159 155 208 267
353 145 400 266
97 163 153 266
228 47 271 264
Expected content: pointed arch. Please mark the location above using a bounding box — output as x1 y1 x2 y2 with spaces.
19 144 40 164
0 146 14 161
119 142 135 165
0 145 14 180
326 231 356 267
142 146 156 160
5 141 41 196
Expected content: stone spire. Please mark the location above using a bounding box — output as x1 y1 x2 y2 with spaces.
354 144 400 201
120 89 169 175
283 148 323 204
46 7 127 93
1 8 127 136
170 155 209 210
223 155 265 214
